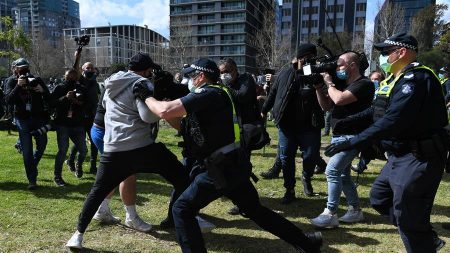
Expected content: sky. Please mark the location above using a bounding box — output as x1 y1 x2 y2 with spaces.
78 0 450 40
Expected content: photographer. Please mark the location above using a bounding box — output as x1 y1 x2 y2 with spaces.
310 51 374 228
4 58 50 190
50 68 88 186
260 43 326 203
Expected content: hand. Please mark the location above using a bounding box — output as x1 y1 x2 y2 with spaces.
17 77 27 87
324 140 352 157
133 81 153 101
321 73 333 86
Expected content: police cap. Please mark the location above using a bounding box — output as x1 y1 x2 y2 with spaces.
182 58 220 79
374 32 418 52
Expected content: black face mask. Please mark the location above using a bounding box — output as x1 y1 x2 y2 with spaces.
84 71 95 79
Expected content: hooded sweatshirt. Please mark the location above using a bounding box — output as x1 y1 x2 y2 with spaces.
103 71 159 152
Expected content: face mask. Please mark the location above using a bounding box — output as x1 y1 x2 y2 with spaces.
84 71 95 79
336 70 348 80
439 73 445 80
220 73 233 86
188 78 196 93
181 77 189 85
379 55 392 73
372 80 379 90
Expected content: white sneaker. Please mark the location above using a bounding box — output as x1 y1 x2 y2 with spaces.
196 216 216 233
310 208 339 228
65 231 83 249
125 215 152 232
93 209 121 224
339 206 364 223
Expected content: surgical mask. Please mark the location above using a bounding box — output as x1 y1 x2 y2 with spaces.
188 78 196 93
84 71 95 79
336 70 348 80
220 73 233 86
439 73 445 80
372 80 379 90
181 77 189 85
379 55 392 73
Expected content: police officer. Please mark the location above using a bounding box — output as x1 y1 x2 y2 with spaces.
324 33 447 253
134 58 323 253
4 58 50 190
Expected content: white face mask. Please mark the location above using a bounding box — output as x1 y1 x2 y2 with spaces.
220 73 233 86
188 78 196 92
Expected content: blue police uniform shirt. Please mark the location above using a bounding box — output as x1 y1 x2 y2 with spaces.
180 84 236 158
350 62 447 149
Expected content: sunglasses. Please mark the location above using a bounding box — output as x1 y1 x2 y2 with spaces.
380 47 400 57
187 71 201 79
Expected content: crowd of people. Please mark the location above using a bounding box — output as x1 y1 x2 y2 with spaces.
0 32 449 253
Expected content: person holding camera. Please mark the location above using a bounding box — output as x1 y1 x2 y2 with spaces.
309 51 374 228
133 57 323 253
66 60 100 175
50 68 88 186
260 44 326 203
4 58 51 190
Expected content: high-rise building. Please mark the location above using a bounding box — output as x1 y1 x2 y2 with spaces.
63 25 169 71
374 0 436 37
0 0 15 21
281 0 367 55
169 0 276 74
12 0 80 46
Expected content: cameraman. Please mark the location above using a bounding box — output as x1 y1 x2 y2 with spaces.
4 58 51 190
260 44 326 203
67 60 100 175
310 52 374 228
50 68 88 186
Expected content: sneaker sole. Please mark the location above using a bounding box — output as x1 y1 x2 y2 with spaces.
310 220 339 228
338 217 364 223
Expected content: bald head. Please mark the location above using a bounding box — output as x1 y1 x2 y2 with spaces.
82 62 94 71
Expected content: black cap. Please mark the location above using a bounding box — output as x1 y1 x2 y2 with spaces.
15 58 29 67
128 52 159 71
374 32 418 52
182 58 219 79
296 43 317 59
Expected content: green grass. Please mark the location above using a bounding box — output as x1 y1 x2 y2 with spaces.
0 121 449 253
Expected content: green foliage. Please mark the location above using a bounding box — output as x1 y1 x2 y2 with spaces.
419 47 449 71
0 16 32 65
411 4 449 52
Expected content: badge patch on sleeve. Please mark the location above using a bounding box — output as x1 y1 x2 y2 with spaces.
401 84 413 94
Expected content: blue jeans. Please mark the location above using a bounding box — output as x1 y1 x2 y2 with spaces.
15 117 48 183
325 135 360 212
54 125 87 177
90 125 105 154
278 127 321 190
172 172 314 253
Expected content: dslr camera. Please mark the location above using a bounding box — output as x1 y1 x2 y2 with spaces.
74 35 90 47
302 57 337 76
18 73 39 90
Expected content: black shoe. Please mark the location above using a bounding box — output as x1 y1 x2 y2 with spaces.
281 189 295 205
14 143 22 154
433 230 446 251
314 165 325 174
305 231 323 253
351 164 367 174
75 164 83 178
228 205 240 215
160 217 175 229
66 159 75 172
27 182 37 190
260 166 281 179
89 166 97 175
54 177 66 187
301 176 314 197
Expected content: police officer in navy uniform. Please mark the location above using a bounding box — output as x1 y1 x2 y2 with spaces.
324 33 447 253
133 58 323 253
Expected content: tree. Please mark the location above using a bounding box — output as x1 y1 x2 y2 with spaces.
411 4 448 52
0 16 31 75
168 18 198 74
26 35 65 79
374 1 406 42
250 10 290 72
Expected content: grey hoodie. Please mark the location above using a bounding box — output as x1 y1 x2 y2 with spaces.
103 71 159 152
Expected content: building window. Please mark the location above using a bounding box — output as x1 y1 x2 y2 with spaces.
222 12 245 21
198 25 215 34
356 3 366 12
221 23 244 33
303 6 318 15
283 0 292 3
221 1 245 11
302 19 318 28
282 21 291 29
282 8 291 16
327 18 343 27
327 4 344 13
198 36 215 44
356 17 365 26
198 3 215 12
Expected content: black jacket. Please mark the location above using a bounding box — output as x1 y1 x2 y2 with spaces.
227 73 260 124
50 81 86 127
80 76 100 119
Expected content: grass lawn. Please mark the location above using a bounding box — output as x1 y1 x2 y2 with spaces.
0 121 449 253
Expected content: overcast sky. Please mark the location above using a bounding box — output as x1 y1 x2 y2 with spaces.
78 0 450 40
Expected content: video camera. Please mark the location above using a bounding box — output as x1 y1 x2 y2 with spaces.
74 35 90 48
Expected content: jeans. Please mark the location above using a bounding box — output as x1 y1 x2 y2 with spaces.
172 172 314 253
278 127 321 190
54 125 87 177
77 143 190 233
68 117 98 168
325 135 360 212
90 125 105 154
15 117 48 183
370 153 444 253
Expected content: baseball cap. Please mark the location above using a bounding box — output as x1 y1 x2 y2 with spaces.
15 58 29 68
374 32 418 52
296 43 317 59
128 52 159 71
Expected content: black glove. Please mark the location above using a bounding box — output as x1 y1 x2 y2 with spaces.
324 140 352 157
30 124 52 136
133 81 153 101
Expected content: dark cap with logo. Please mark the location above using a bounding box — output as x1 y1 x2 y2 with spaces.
182 58 220 79
296 43 317 59
128 52 159 71
15 58 29 68
374 32 418 52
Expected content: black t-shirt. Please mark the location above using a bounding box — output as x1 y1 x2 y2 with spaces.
180 85 235 159
331 77 375 135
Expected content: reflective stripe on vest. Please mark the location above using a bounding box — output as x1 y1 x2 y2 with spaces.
441 77 449 85
207 84 241 143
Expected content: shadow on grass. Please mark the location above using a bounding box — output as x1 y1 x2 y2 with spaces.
67 247 116 253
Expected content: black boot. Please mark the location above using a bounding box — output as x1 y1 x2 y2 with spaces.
75 163 83 178
281 189 295 205
260 158 281 179
89 160 97 174
433 230 446 251
301 176 314 197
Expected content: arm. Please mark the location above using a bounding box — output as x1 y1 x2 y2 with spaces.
323 73 357 105
143 97 186 120
4 77 20 105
